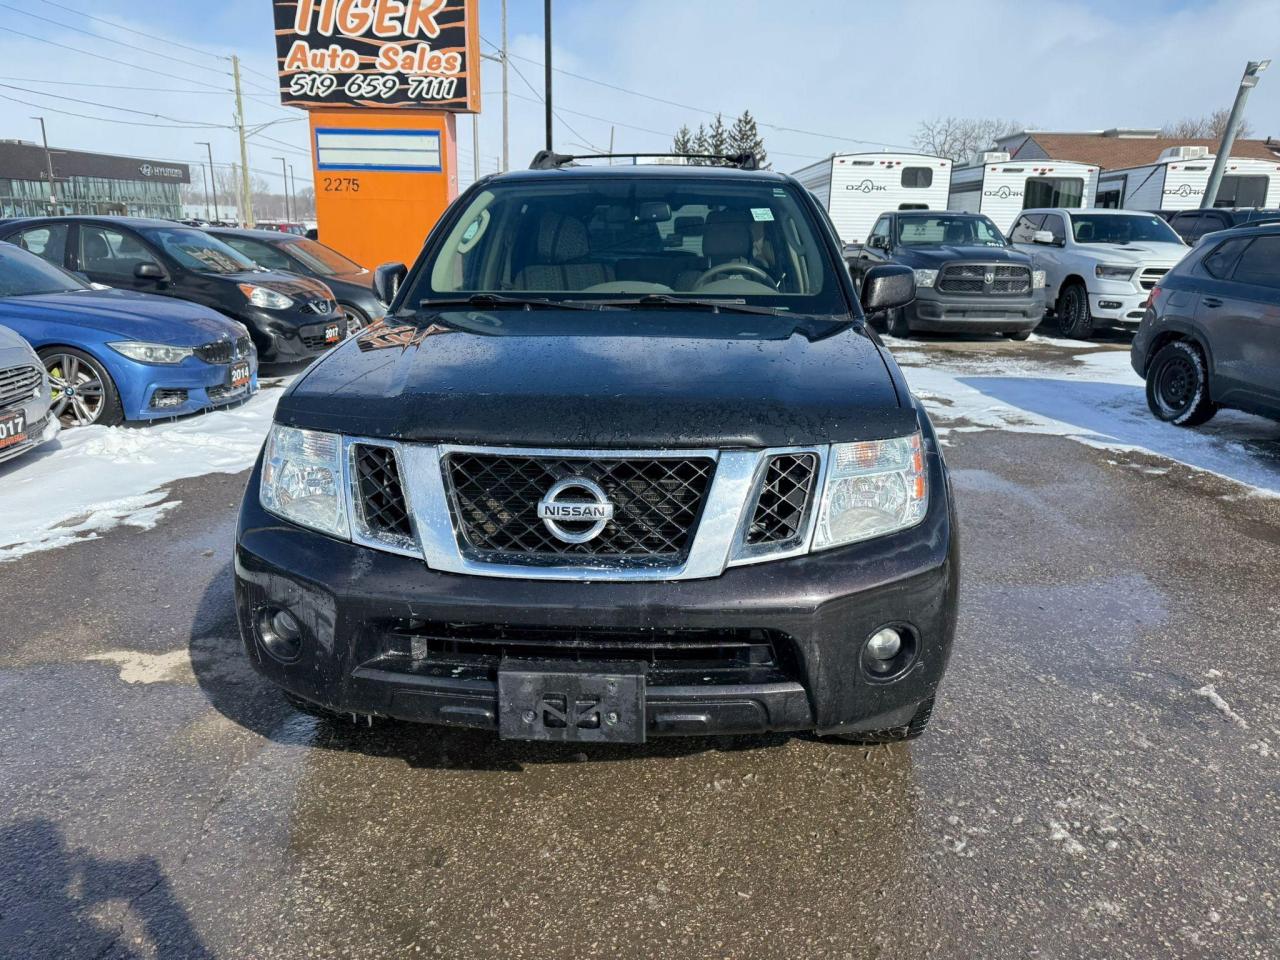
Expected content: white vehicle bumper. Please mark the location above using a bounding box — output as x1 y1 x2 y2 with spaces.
1089 289 1148 326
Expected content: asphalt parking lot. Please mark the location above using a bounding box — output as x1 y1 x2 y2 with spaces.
2 334 1279 959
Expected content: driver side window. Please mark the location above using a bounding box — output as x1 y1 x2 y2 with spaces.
869 217 891 247
78 226 159 279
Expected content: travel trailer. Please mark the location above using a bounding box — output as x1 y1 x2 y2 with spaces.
792 152 951 246
948 154 1098 233
1095 146 1280 210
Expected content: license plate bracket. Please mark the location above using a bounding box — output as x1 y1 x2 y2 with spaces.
498 660 646 743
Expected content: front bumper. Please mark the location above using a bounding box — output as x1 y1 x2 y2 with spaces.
909 287 1046 333
1088 289 1149 326
233 451 959 739
242 309 348 363
0 410 59 465
127 363 260 421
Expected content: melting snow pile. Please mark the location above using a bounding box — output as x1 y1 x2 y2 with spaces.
0 386 283 561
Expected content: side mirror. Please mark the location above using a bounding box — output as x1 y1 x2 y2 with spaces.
134 262 166 281
868 235 888 251
860 264 915 314
373 262 407 305
1032 230 1058 246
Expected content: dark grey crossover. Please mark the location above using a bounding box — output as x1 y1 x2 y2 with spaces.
234 153 959 745
1132 223 1280 426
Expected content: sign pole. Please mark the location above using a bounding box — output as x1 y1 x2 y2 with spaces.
544 0 553 152
233 55 255 227
501 0 509 171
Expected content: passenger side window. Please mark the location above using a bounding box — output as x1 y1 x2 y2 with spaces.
1229 237 1280 289
9 224 69 266
1201 237 1251 279
78 226 160 278
1041 214 1067 244
1009 214 1044 244
869 216 891 246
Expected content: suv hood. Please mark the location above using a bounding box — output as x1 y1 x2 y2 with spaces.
0 289 245 344
896 245 1029 267
1080 241 1187 264
275 310 915 447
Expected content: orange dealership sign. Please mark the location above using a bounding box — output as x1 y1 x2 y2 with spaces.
274 0 480 112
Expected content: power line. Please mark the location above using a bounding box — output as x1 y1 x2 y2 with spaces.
0 91 230 129
504 56 604 153
0 76 240 95
34 0 231 63
0 81 228 128
0 26 232 90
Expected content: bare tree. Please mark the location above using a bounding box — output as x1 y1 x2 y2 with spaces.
913 117 1030 163
1162 108 1253 140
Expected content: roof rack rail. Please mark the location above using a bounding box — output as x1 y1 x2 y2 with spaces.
529 150 760 171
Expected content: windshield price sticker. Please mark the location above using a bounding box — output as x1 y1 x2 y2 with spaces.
751 208 775 222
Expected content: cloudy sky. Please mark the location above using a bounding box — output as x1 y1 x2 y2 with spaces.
0 0 1276 196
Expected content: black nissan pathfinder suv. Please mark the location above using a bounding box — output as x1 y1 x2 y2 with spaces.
234 152 959 745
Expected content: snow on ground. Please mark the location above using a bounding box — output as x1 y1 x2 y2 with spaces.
0 384 285 561
888 335 1280 497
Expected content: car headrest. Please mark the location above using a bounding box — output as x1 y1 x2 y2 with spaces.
83 233 109 259
534 212 590 263
943 223 968 244
703 209 752 261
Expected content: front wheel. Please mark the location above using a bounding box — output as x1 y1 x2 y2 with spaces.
1145 341 1217 426
885 307 911 339
1056 282 1094 339
41 347 123 427
1005 329 1033 341
340 304 370 334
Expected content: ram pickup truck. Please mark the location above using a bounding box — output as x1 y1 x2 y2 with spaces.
850 210 1045 339
1009 208 1189 339
234 154 959 746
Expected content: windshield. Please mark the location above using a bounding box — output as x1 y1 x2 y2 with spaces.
137 227 257 274
0 242 89 296
284 238 363 276
896 215 1006 247
1070 214 1183 245
408 177 848 315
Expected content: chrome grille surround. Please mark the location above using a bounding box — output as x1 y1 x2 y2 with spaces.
936 263 1032 295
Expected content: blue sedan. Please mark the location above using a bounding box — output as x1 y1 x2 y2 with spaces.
0 242 257 427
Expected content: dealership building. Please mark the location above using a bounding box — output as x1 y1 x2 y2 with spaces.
0 140 190 219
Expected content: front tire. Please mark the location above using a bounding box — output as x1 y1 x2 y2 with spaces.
1146 340 1217 426
340 304 370 334
1056 281 1094 339
886 307 911 339
41 347 123 427
1006 329 1033 341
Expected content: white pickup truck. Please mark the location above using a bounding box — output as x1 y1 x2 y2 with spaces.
1008 208 1189 339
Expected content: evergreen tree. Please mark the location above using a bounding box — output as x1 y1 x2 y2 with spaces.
729 110 768 169
690 123 710 164
672 124 695 157
707 113 729 157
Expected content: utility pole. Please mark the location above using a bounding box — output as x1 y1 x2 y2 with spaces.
608 125 615 164
501 0 509 171
197 141 219 222
543 0 553 152
288 163 298 222
274 156 290 221
31 116 57 214
198 161 211 221
232 55 255 227
471 114 480 182
1203 59 1271 209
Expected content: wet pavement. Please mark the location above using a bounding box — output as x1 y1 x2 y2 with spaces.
2 336 1279 959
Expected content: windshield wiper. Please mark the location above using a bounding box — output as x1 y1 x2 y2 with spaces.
603 294 792 316
416 293 605 312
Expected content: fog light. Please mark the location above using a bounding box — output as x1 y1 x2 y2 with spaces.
258 607 303 661
866 627 902 661
1098 300 1122 310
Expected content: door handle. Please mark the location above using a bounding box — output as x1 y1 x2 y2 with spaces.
1203 297 1222 308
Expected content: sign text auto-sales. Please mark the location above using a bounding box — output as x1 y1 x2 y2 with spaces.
274 0 480 111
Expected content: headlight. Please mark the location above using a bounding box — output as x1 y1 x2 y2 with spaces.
260 425 350 539
1095 264 1136 281
238 283 295 310
108 341 194 365
1032 269 1046 290
812 433 928 550
913 269 938 289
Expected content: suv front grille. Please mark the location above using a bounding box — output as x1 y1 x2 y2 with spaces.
747 453 817 545
353 444 413 541
937 263 1031 295
442 453 715 563
0 364 41 409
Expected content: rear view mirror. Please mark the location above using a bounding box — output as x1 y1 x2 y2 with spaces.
1032 230 1057 246
860 264 915 314
373 262 407 305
